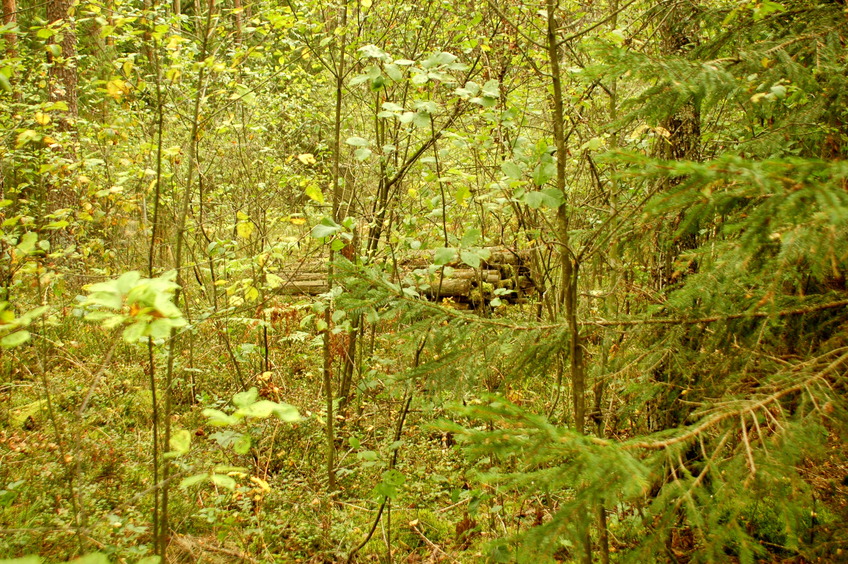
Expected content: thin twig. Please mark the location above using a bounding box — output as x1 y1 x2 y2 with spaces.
740 413 756 479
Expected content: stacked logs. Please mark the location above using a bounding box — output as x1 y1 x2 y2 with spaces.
274 248 534 306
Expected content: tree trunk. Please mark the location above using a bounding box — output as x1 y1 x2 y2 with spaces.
2 0 17 60
655 2 701 290
46 0 78 119
546 1 591 562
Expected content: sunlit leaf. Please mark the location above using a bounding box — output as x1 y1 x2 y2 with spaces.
433 247 457 266
210 474 237 490
0 331 30 348
179 473 209 489
233 388 259 408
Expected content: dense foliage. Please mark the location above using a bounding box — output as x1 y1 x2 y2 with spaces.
1 0 846 562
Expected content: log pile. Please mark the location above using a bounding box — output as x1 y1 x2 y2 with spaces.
274 248 535 306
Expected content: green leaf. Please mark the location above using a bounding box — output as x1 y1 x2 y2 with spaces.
0 73 11 94
470 96 497 108
358 44 388 60
234 433 251 455
349 74 371 86
68 554 110 564
501 161 523 180
0 556 41 564
384 64 403 82
532 162 556 186
460 250 483 269
461 228 481 247
136 557 162 564
345 136 369 147
433 247 457 266
383 468 406 486
233 387 259 408
272 403 301 422
454 185 471 206
210 474 237 490
122 321 146 343
411 72 429 85
381 101 404 112
754 1 785 20
521 188 565 209
169 429 191 456
0 331 30 348
236 399 281 419
422 51 457 69
412 112 431 128
179 473 209 488
145 318 173 340
16 232 37 254
202 408 241 426
311 218 342 239
115 271 142 294
481 79 500 98
354 148 372 161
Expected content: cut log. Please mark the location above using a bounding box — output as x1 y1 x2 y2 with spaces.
271 246 535 304
277 279 328 295
422 278 472 297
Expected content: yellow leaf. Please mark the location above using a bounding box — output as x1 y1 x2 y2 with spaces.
266 273 284 289
297 153 317 165
250 476 271 493
290 217 306 225
245 286 260 302
106 78 129 101
236 221 254 239
305 184 324 204
35 112 51 126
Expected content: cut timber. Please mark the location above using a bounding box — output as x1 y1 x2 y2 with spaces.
422 277 472 297
271 246 535 305
400 248 531 269
277 278 327 295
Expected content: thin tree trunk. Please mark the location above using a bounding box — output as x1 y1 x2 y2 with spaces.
546 0 591 561
233 0 242 45
159 0 215 554
323 0 348 497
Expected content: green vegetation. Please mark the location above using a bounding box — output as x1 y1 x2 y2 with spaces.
1 0 846 561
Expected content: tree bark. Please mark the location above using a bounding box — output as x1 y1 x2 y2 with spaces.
2 0 17 60
46 0 78 119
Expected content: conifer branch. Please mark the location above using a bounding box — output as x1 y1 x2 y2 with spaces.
625 348 848 450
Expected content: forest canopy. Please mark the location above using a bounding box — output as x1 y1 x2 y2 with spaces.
1 0 846 562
